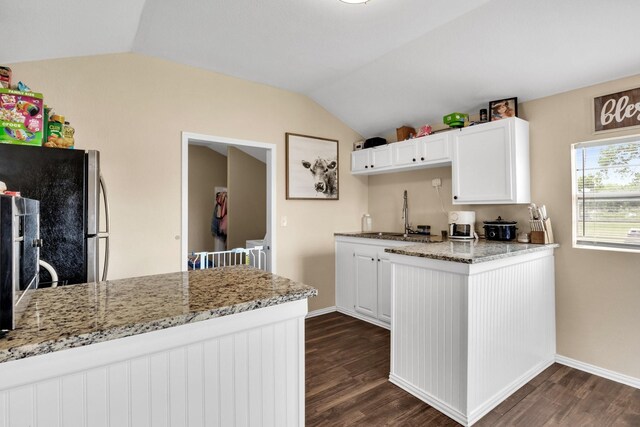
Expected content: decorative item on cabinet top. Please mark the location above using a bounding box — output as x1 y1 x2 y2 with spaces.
396 126 415 142
489 97 518 121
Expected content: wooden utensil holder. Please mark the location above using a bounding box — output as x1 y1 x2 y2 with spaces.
530 218 554 244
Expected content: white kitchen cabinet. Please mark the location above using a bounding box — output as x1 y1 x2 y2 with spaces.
352 133 451 175
451 117 530 204
335 236 412 328
351 145 393 173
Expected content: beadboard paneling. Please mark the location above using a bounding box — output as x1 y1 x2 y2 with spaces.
391 264 468 414
390 250 556 426
0 300 307 427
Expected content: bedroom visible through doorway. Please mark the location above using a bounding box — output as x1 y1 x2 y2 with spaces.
181 133 276 273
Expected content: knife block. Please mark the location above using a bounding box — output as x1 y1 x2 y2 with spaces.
530 218 554 244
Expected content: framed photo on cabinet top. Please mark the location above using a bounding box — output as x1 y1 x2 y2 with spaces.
489 97 518 121
286 133 339 200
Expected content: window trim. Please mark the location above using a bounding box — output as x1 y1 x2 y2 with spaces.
571 133 640 254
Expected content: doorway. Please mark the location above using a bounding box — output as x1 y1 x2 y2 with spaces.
181 132 276 273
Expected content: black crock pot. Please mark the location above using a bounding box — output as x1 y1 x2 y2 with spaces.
483 216 517 241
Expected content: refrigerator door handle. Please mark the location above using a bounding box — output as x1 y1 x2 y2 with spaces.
86 236 99 283
86 151 100 236
99 175 110 282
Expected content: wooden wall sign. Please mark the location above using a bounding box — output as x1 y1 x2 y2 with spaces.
594 87 640 132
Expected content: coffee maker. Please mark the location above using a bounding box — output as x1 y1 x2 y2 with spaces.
448 211 476 240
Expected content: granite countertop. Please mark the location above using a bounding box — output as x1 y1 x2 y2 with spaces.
334 231 444 244
0 266 317 364
335 231 558 263
385 239 559 263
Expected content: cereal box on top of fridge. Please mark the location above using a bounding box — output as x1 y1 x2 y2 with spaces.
0 88 44 146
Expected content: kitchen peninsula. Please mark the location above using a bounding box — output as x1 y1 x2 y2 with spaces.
335 233 558 425
0 266 317 426
387 239 558 426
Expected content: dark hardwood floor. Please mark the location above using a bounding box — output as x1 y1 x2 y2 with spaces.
305 312 640 426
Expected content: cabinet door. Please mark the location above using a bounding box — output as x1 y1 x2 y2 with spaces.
376 251 392 324
370 146 392 170
351 150 371 172
392 140 421 166
452 120 514 203
354 250 378 318
423 133 451 162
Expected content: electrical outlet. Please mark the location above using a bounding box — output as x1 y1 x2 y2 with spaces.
432 178 442 187
281 216 288 227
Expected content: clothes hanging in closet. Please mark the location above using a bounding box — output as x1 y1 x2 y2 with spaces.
211 191 228 239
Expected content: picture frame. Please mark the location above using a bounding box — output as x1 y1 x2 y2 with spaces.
489 97 518 121
286 133 339 200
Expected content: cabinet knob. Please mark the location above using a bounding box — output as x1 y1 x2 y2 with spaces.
454 195 458 200
365 165 368 168
412 158 416 162
371 258 375 261
421 157 425 161
371 165 374 168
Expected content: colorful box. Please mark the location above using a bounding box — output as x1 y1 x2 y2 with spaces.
0 88 44 146
443 112 468 128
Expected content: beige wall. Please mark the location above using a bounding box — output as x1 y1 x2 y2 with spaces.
188 145 227 253
227 147 266 250
369 74 640 379
13 52 638 379
9 53 368 311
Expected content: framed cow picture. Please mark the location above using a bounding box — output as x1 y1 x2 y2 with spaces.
286 133 339 200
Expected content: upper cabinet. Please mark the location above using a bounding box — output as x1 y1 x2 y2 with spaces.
352 132 452 175
451 117 530 204
351 117 530 205
351 144 393 173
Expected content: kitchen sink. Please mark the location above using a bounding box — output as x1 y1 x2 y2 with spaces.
359 232 442 243
362 231 406 237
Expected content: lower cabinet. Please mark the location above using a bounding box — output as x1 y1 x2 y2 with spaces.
336 236 410 328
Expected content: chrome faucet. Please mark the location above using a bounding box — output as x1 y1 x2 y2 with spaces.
402 190 411 235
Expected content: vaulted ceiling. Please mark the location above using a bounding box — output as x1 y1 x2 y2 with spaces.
2 0 640 138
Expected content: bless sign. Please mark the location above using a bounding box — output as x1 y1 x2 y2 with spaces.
594 87 640 132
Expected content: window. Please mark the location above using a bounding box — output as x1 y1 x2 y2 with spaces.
572 135 640 253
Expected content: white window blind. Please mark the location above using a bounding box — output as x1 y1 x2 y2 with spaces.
572 135 640 252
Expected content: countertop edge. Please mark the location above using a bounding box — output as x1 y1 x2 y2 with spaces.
385 243 559 263
0 289 317 364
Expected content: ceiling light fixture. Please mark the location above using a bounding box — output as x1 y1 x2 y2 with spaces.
340 0 368 4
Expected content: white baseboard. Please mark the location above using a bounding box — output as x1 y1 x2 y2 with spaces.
389 374 468 426
335 307 390 330
306 306 337 318
555 354 640 390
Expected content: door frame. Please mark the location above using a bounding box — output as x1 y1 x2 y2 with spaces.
180 132 277 273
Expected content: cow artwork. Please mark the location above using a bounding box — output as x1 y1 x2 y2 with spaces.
286 133 339 200
302 158 338 197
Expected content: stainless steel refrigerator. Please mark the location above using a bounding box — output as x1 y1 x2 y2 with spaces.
0 144 110 285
